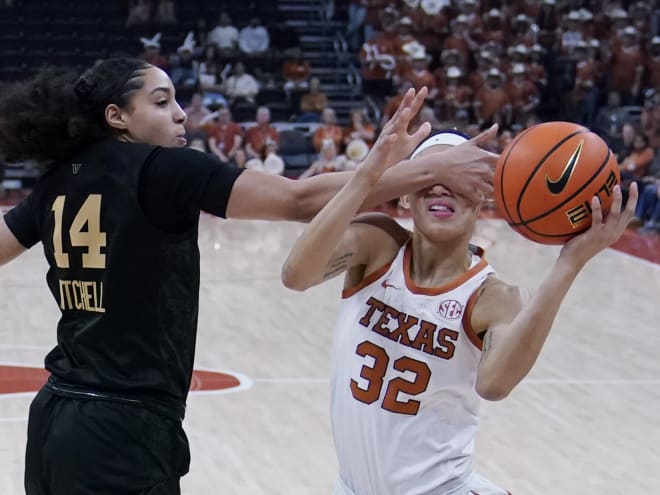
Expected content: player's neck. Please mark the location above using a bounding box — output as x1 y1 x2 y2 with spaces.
408 232 472 288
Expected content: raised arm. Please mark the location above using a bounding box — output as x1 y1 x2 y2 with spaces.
282 114 408 291
226 88 498 221
472 184 639 401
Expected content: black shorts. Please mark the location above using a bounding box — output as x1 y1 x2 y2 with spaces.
25 386 190 495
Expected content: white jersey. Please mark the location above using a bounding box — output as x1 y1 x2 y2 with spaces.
330 241 496 495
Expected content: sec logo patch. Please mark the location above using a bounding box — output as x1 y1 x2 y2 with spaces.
438 300 463 319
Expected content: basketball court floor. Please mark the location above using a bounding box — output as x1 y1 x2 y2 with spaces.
0 210 658 494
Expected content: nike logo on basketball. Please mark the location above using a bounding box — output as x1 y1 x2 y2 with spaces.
545 139 583 194
381 279 400 290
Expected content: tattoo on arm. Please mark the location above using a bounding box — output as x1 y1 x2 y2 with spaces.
482 331 493 356
322 252 353 280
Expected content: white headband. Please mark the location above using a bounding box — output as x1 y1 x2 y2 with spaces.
410 131 468 159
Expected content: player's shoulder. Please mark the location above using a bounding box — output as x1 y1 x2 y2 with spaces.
479 276 528 306
350 212 411 249
474 276 529 322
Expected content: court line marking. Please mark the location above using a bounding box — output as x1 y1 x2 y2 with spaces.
0 362 254 400
251 378 660 385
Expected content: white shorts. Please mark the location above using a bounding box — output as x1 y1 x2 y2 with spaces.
333 471 510 495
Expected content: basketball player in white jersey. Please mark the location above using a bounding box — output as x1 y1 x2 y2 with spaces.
282 125 638 494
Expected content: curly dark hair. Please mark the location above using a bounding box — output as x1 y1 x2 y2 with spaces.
0 58 151 164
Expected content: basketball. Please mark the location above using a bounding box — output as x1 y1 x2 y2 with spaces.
493 121 620 245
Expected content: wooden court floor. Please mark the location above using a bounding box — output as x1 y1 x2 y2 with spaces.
0 213 659 494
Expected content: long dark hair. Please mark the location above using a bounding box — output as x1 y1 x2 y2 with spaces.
0 58 151 164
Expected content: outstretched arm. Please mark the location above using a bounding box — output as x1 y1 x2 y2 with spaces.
227 88 498 221
473 184 639 401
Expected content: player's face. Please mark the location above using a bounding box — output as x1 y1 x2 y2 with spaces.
116 66 188 147
401 145 481 240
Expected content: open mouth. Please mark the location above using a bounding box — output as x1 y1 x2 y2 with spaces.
427 199 455 217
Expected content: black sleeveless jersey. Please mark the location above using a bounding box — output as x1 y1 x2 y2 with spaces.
4 140 243 413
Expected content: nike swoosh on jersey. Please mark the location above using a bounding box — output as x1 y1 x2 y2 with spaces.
545 139 584 195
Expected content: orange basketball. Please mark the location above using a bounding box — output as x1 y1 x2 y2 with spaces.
493 121 621 245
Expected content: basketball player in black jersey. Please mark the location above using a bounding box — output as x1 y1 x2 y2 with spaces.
0 58 497 495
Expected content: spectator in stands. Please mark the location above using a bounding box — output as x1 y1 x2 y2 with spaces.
612 121 637 163
570 41 598 126
245 107 280 161
641 95 660 150
239 17 270 57
505 63 540 128
139 33 168 70
155 0 176 24
644 37 660 94
619 133 654 181
299 140 352 178
245 139 285 175
208 12 239 55
126 0 153 27
511 14 536 47
313 107 345 153
594 90 623 138
436 66 472 123
347 0 368 51
411 1 450 54
561 10 584 54
482 9 509 47
629 1 651 37
282 47 311 93
443 15 478 67
630 159 660 233
359 7 400 97
536 0 560 38
170 33 198 90
183 93 211 132
223 62 260 105
528 44 548 89
399 47 438 101
204 107 246 168
344 107 375 149
608 26 645 105
473 68 511 128
298 77 328 122
633 181 660 233
198 45 228 95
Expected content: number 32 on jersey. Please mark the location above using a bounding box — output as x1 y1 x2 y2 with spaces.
351 340 431 415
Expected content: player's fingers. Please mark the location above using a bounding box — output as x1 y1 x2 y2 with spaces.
406 86 428 125
410 121 432 145
475 148 500 168
608 184 623 220
623 182 638 219
590 195 602 228
389 88 415 125
468 123 498 147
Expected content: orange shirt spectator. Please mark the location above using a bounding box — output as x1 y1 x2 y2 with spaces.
344 108 376 148
619 135 654 180
282 48 311 85
205 111 243 158
245 107 280 159
473 70 511 125
609 29 645 93
299 77 328 115
313 108 344 153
